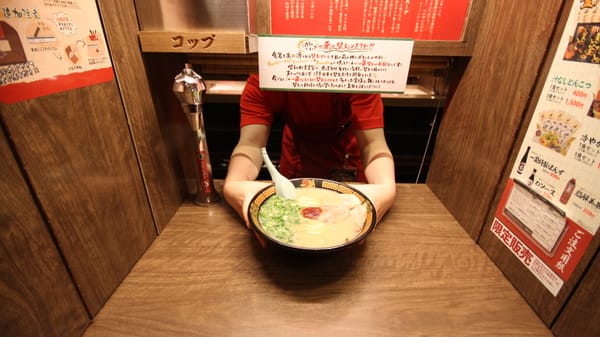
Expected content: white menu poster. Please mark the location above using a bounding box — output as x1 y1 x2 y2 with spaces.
257 35 413 93
492 1 600 296
0 0 113 103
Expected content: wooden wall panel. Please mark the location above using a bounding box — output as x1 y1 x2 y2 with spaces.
552 251 600 337
96 0 184 232
0 126 89 337
1 81 156 316
426 0 563 240
478 0 600 327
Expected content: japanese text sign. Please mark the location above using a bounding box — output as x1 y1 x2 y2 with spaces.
0 0 113 103
492 0 600 297
258 35 413 93
269 0 471 41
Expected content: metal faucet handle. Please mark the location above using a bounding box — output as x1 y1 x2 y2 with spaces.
172 63 207 106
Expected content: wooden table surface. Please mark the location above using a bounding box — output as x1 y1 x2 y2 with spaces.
83 184 552 337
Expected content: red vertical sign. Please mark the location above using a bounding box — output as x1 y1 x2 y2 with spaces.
270 0 470 41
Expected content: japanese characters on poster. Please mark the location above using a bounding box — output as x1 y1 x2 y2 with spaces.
269 0 471 41
492 1 600 296
258 35 413 93
0 0 113 104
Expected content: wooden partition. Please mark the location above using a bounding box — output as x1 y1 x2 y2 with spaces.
476 0 600 332
1 1 189 335
426 0 564 240
96 0 184 232
0 0 181 324
552 252 600 337
0 127 89 337
428 0 600 335
0 81 156 316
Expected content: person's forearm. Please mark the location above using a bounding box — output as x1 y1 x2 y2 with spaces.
366 153 396 188
362 154 397 224
222 124 270 226
353 128 397 223
364 150 395 185
225 145 262 182
223 148 261 219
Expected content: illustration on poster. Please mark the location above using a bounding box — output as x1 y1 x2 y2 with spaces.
534 110 581 155
587 84 600 119
563 3 600 64
0 2 114 104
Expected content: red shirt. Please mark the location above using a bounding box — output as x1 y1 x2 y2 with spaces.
240 74 384 182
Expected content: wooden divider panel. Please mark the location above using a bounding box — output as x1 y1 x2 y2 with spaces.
0 127 89 337
1 82 156 315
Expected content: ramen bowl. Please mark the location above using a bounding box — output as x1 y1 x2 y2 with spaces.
247 178 376 253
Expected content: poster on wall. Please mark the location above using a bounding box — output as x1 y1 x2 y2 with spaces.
491 1 600 296
269 0 471 41
258 35 413 93
0 0 114 104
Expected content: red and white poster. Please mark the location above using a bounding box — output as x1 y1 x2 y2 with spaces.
269 0 471 41
492 1 600 296
0 0 113 104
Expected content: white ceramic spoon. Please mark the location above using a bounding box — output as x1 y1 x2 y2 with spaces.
260 147 296 199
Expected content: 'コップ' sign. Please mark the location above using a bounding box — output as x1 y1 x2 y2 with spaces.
257 35 414 94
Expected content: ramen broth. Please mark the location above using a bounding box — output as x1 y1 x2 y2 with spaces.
258 187 367 248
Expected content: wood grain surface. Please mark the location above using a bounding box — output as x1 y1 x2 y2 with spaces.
1 82 156 315
0 127 89 337
97 0 184 232
426 0 563 239
82 183 552 337
552 251 600 337
477 0 600 329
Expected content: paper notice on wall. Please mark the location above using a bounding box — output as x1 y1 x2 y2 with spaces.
492 0 600 297
503 180 567 255
258 35 413 93
0 0 114 104
269 0 471 41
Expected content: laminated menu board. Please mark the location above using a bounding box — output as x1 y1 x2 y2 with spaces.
491 1 600 296
269 0 471 41
257 35 413 93
0 0 113 103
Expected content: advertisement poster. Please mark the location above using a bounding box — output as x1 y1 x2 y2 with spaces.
258 35 413 93
0 1 113 104
270 0 471 41
492 1 600 296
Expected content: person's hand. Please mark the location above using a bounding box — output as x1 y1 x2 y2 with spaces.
222 180 270 248
347 183 395 226
223 180 271 228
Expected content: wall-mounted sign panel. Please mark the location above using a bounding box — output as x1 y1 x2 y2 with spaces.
269 0 471 41
0 0 113 104
258 35 413 93
492 0 600 297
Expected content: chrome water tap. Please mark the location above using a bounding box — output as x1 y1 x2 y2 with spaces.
173 63 219 205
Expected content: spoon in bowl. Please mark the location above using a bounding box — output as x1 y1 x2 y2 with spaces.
260 147 296 199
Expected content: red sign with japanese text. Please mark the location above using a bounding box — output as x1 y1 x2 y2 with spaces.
493 180 593 295
270 0 471 41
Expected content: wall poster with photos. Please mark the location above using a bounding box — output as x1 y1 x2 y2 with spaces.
492 0 600 297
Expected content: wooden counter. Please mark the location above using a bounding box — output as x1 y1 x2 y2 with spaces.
82 184 552 337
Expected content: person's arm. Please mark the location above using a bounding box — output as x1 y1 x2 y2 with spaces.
352 127 397 225
223 124 271 227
